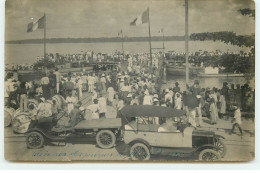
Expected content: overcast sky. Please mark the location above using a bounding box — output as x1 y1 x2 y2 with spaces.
5 0 255 41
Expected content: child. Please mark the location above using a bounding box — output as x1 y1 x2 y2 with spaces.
230 105 243 136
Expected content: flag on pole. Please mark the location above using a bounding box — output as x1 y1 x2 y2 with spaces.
158 28 164 33
27 15 45 32
130 8 149 26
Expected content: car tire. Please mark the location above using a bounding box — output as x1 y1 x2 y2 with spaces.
199 149 221 161
130 143 150 160
26 131 44 149
96 130 116 149
214 139 226 158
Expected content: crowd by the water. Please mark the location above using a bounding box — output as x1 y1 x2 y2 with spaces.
5 53 254 135
8 50 253 75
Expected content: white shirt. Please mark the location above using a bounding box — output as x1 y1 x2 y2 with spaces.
234 109 242 125
98 97 107 113
143 95 153 105
165 93 173 103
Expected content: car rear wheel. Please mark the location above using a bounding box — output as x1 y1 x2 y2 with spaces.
199 149 221 161
96 130 116 149
26 132 44 149
214 139 226 158
130 143 150 160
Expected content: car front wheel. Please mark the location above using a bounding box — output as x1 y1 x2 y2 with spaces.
214 139 226 158
96 130 116 149
130 143 150 160
199 149 221 161
26 131 44 149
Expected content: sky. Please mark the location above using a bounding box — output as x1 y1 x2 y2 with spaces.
5 0 255 41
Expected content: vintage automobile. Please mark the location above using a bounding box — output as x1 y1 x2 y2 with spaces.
25 112 122 149
118 105 226 161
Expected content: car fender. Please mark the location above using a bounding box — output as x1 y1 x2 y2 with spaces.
26 128 55 140
26 128 48 138
195 144 218 152
215 134 225 140
129 138 151 148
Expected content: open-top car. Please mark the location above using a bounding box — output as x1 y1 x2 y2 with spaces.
25 112 122 149
118 105 226 161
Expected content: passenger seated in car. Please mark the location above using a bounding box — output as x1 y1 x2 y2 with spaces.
158 121 180 132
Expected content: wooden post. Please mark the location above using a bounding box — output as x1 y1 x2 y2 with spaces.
148 8 153 79
185 0 189 89
44 13 47 74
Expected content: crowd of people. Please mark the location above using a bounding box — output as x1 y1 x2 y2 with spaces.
5 54 254 136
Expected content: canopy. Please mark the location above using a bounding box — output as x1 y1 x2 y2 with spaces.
118 105 186 118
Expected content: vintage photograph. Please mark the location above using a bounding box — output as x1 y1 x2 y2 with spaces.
4 0 255 162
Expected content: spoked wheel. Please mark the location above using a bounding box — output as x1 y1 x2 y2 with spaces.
214 139 226 158
199 149 220 161
130 143 150 160
26 132 44 149
96 130 116 149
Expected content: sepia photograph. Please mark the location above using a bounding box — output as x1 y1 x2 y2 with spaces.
4 0 255 162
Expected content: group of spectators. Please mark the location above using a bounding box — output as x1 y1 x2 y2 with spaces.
5 50 254 136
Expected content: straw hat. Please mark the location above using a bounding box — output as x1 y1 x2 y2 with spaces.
40 97 45 102
127 93 132 98
120 78 124 82
165 89 169 93
153 98 159 102
144 90 149 95
102 73 105 77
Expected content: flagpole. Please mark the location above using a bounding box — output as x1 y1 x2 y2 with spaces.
148 8 153 78
44 13 47 73
121 30 124 56
185 0 189 89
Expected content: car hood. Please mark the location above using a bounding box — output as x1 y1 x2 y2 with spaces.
192 129 215 137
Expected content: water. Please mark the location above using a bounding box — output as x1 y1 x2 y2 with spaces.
164 75 252 91
5 41 250 65
5 41 253 89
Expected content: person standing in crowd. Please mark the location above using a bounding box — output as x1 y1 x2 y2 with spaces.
107 85 115 106
65 91 77 114
49 70 56 97
209 98 218 125
101 73 107 93
54 68 61 94
98 92 107 119
130 94 139 105
81 72 88 92
191 80 201 96
164 89 172 107
174 92 182 110
86 99 99 119
143 90 153 105
88 73 95 93
63 76 74 98
173 82 180 93
218 91 226 119
230 104 243 136
18 82 28 112
196 95 203 127
41 73 50 99
75 76 83 100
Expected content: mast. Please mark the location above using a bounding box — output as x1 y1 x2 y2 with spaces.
185 0 189 88
148 8 153 78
